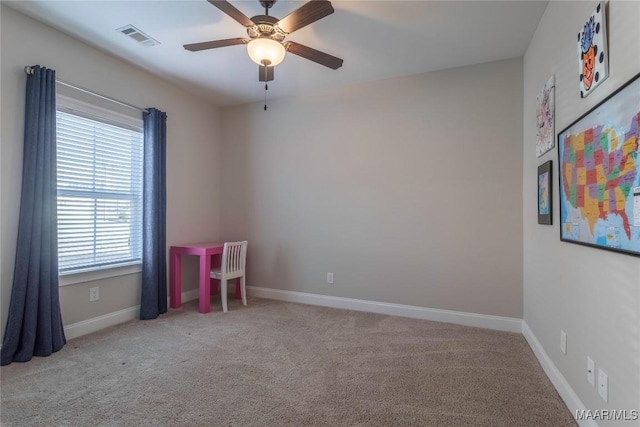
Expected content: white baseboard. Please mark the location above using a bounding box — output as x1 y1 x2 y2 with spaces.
64 306 139 340
522 321 594 427
247 286 522 333
181 288 200 303
179 286 242 304
66 288 200 341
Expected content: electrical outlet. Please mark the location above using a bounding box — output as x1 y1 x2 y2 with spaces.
587 357 595 386
327 272 334 284
598 369 608 402
560 330 567 355
89 287 100 302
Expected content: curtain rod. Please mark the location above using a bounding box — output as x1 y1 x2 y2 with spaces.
24 66 148 114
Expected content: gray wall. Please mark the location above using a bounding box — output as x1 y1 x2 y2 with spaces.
220 58 524 318
523 0 640 419
1 6 222 336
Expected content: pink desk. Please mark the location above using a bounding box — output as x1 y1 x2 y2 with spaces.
169 242 241 313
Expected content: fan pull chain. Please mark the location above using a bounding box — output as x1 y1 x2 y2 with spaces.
264 66 268 111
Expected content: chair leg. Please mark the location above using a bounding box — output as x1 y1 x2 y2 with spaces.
240 276 247 306
221 279 228 313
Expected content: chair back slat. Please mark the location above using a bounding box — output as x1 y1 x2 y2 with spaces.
221 241 247 275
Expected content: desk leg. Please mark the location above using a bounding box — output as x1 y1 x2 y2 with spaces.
170 250 182 308
198 254 211 313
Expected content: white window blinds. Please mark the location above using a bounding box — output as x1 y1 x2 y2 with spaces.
56 99 143 274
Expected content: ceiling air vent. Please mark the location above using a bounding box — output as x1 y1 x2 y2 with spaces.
117 25 160 47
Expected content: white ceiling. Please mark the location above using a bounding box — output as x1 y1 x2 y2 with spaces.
6 1 548 107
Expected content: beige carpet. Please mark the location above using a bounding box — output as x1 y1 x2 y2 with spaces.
1 297 576 426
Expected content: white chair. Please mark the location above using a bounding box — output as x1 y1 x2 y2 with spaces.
210 241 247 313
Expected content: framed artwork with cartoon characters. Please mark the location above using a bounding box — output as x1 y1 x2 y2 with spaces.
578 2 608 98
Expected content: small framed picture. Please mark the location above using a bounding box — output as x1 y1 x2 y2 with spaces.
538 160 552 225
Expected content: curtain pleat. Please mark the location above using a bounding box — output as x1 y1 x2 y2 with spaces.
1 65 66 365
139 108 167 320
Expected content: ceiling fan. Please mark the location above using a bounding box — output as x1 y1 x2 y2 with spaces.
184 0 344 83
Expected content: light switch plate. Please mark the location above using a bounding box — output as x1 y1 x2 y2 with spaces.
598 369 608 402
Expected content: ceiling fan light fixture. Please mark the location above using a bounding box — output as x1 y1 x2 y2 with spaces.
247 38 286 66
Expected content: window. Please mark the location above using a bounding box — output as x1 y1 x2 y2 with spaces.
56 96 143 274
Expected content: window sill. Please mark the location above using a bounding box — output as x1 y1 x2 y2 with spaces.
59 263 142 287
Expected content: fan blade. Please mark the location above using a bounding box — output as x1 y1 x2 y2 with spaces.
259 65 274 82
184 38 249 52
285 41 343 69
207 0 254 27
276 0 334 34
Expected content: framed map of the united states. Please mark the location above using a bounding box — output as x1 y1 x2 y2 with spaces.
558 72 640 256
